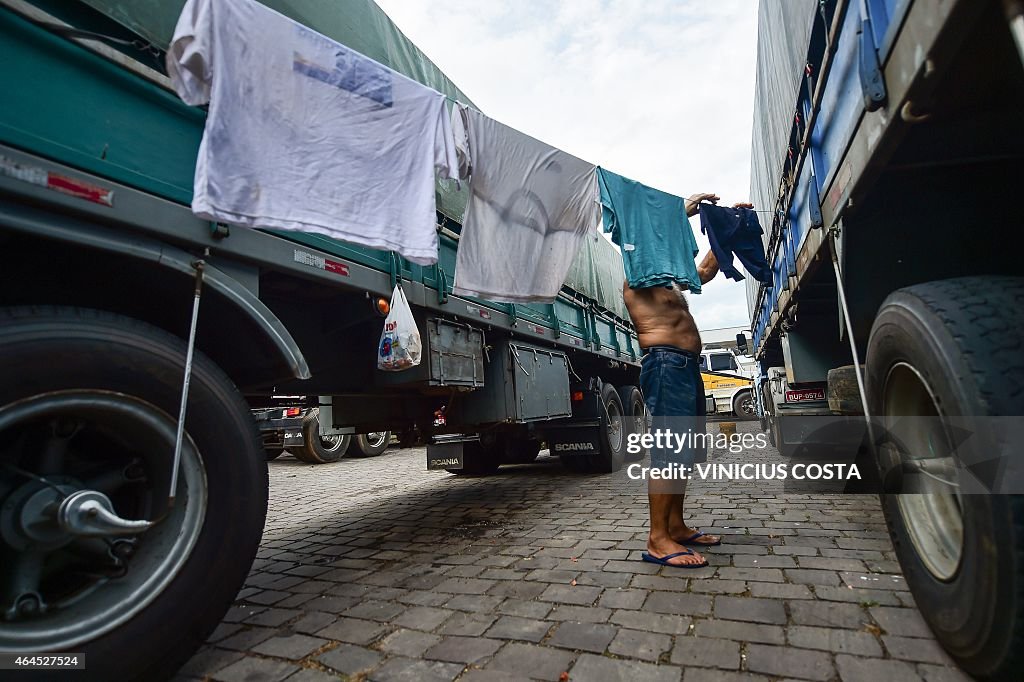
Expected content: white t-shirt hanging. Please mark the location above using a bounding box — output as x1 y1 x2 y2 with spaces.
167 0 458 265
451 103 600 303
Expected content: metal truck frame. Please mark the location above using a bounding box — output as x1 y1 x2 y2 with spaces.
0 2 643 677
748 0 1024 677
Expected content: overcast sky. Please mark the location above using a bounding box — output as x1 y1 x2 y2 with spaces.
376 0 760 331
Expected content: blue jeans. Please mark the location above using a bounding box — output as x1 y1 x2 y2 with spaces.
639 346 708 468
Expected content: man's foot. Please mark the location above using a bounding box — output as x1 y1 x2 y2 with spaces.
646 537 707 567
669 523 721 546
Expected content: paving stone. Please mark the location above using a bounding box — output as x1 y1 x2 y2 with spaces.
289 611 338 635
547 605 611 623
282 669 344 682
496 598 552 619
841 572 908 591
786 624 882 656
670 636 741 669
485 642 576 680
835 654 925 682
691 579 748 594
694 619 786 645
458 670 523 682
315 617 389 645
342 600 405 622
547 621 617 653
487 580 548 599
713 596 786 624
436 612 497 636
392 606 453 631
538 583 603 606
178 647 245 677
433 578 495 595
916 664 972 682
377 628 442 658
368 656 464 682
423 635 501 664
484 615 552 642
882 636 953 664
716 568 785 582
608 628 673 662
444 594 504 613
643 591 713 616
869 607 933 637
210 656 299 682
788 600 868 629
246 607 302 627
610 609 693 635
812 585 902 606
317 643 383 675
217 626 279 652
745 643 834 681
784 569 842 586
748 582 813 599
598 588 649 609
569 653 682 681
681 671 771 682
251 633 327 660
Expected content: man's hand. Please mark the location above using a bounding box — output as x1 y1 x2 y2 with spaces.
733 202 754 209
685 192 720 217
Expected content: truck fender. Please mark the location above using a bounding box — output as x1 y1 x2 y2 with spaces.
0 201 311 384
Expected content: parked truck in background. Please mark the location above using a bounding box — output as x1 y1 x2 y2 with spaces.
748 0 1024 677
699 347 757 420
0 1 642 676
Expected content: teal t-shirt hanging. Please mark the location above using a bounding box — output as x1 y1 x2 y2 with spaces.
597 167 702 293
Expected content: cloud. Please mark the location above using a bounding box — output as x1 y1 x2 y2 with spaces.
375 0 760 329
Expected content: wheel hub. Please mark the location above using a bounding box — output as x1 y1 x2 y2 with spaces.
1 478 78 551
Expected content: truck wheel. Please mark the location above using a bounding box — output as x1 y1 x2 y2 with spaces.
265 447 285 461
585 382 626 473
291 408 350 464
0 307 267 681
447 440 499 475
349 431 391 458
618 385 647 463
731 390 757 421
866 277 1024 680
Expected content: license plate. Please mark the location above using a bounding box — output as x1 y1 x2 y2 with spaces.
786 388 825 402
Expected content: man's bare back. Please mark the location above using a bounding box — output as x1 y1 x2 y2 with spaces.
623 283 702 353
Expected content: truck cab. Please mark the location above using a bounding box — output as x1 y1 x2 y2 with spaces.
699 348 757 420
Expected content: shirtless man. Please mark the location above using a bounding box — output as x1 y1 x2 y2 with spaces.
623 192 753 568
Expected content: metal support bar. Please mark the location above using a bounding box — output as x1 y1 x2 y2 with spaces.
436 264 449 304
828 233 876 444
169 259 205 505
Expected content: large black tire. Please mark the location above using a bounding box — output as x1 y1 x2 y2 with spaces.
618 385 647 463
586 382 626 473
731 389 757 421
290 408 350 464
349 431 391 458
446 439 499 476
866 277 1024 680
0 307 267 681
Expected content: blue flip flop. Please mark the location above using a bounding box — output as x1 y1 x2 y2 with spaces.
680 531 722 547
641 550 709 568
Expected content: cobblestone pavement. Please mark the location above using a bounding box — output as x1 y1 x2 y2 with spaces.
179 423 971 682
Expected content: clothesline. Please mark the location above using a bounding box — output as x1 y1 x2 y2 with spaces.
442 95 777 215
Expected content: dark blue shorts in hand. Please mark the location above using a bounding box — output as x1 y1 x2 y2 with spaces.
639 346 708 468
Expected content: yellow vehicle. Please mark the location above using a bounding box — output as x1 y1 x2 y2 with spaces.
699 349 756 420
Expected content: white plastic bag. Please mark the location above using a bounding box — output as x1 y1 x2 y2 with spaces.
377 285 422 371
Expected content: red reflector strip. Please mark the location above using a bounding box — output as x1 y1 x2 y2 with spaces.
294 250 350 276
1 154 114 207
47 173 114 206
572 391 584 401
284 407 302 417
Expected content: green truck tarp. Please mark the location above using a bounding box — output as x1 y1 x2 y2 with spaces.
73 0 629 319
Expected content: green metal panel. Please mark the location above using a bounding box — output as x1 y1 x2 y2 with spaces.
0 8 202 203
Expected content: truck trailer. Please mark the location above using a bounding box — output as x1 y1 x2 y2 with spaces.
748 0 1024 677
0 1 643 676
